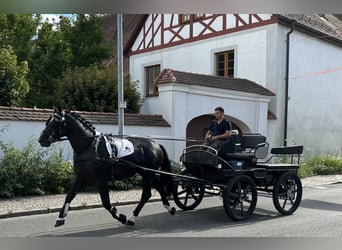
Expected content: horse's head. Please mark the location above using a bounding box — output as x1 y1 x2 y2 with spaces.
38 109 68 147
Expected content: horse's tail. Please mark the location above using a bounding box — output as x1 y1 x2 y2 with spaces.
159 144 174 196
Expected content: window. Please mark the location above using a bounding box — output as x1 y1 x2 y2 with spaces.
194 14 205 20
180 14 205 24
181 14 191 23
145 65 160 97
215 50 234 78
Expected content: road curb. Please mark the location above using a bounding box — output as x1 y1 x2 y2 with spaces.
0 197 162 219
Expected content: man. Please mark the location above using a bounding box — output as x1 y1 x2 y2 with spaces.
203 106 231 150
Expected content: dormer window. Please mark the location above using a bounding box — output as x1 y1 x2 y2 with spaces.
180 14 205 24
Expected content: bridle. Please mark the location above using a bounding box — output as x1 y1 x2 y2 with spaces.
47 112 97 143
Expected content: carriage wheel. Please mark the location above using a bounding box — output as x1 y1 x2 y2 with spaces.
223 175 257 221
172 170 205 210
272 172 302 215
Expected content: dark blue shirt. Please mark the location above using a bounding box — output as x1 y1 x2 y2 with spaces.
209 119 231 137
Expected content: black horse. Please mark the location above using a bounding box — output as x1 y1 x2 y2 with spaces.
38 108 175 227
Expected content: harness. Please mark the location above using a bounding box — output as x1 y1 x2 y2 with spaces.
103 136 134 159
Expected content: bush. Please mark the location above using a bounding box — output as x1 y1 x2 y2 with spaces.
109 175 143 191
0 137 74 198
298 156 342 178
40 148 74 194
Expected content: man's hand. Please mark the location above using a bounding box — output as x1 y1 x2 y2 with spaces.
205 132 212 141
210 135 218 141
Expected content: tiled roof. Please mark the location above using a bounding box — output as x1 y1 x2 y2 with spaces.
277 14 342 44
155 69 275 96
0 106 170 127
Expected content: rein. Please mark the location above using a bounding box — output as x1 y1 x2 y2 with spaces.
56 137 68 142
55 134 97 142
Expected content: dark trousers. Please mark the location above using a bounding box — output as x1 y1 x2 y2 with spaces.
202 139 225 150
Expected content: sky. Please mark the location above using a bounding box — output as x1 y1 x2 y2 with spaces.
40 14 74 23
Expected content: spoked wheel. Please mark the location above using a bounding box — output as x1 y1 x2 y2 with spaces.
172 170 205 210
223 175 257 221
272 172 302 215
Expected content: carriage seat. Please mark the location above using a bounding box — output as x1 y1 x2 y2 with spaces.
258 145 304 165
219 134 269 165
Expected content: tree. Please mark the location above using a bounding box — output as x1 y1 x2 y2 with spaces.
25 14 114 108
67 14 113 67
25 21 73 107
0 45 29 106
0 14 41 62
0 14 116 109
56 64 141 113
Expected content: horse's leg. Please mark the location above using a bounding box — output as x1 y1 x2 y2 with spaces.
153 179 176 215
126 173 154 226
55 175 83 227
97 181 127 225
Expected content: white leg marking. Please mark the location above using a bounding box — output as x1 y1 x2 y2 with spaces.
63 203 70 217
164 205 171 212
128 215 136 224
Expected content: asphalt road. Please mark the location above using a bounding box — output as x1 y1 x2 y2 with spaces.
0 183 341 237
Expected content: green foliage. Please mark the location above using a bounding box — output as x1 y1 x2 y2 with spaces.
0 45 29 106
56 64 141 113
171 160 183 174
0 14 41 62
40 149 74 194
0 137 74 198
109 175 143 191
0 14 113 109
25 21 73 107
68 14 113 67
298 156 342 178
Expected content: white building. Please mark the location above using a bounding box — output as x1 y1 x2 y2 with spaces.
122 14 342 159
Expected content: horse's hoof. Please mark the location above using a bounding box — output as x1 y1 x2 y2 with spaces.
126 220 135 226
55 219 65 227
169 207 176 216
118 214 127 224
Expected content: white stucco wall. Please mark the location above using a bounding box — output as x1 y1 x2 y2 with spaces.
0 121 174 161
268 24 342 157
130 25 271 102
286 30 342 156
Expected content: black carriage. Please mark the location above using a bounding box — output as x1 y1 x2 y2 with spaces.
172 133 304 221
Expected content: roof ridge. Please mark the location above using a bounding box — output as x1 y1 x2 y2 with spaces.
0 106 170 127
165 68 258 82
157 68 275 96
0 106 54 112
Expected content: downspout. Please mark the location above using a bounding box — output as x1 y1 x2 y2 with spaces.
284 20 295 146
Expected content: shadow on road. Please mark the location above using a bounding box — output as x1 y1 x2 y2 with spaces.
33 206 283 237
300 199 342 212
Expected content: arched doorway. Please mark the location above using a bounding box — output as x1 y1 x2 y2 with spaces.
186 115 243 147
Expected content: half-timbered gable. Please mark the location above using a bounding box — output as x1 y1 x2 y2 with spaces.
129 14 276 55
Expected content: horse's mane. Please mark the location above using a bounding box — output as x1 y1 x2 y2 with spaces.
66 111 96 135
